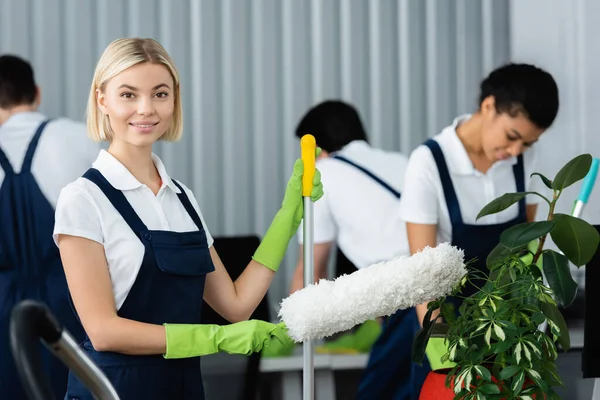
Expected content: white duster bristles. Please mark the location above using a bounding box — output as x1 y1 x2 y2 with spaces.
278 242 467 342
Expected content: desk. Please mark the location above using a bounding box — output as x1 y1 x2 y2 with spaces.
260 346 369 400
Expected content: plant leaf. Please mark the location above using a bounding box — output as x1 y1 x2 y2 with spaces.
542 250 578 307
512 371 525 395
486 242 525 270
542 302 570 352
499 365 521 380
550 213 600 267
411 308 439 364
500 221 555 251
551 154 592 191
480 384 500 395
530 172 552 189
493 323 506 341
477 192 528 220
440 302 457 325
474 365 492 382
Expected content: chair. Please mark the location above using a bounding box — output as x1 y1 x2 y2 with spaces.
200 235 270 400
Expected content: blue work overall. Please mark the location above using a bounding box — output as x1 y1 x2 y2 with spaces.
330 155 420 400
407 139 527 399
65 168 215 400
0 120 85 399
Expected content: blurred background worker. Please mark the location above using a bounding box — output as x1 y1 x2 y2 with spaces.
0 54 99 399
285 100 420 399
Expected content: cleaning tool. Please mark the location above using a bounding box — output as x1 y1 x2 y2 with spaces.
10 300 120 400
279 242 467 343
573 158 599 218
300 134 317 400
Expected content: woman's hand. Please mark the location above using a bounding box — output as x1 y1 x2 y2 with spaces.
251 150 324 272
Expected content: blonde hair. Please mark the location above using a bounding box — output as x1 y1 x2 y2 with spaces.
86 38 183 142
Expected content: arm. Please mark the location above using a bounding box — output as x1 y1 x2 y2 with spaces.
406 223 439 327
289 242 332 294
57 234 167 355
202 248 275 323
202 156 324 323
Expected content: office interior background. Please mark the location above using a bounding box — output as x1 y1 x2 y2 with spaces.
2 0 600 398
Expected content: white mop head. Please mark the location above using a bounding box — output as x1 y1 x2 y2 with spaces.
278 242 467 342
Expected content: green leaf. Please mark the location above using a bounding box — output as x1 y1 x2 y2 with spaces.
411 309 440 364
500 221 555 251
530 172 552 189
486 243 525 270
542 302 570 351
493 338 516 354
542 250 578 307
480 383 500 395
551 154 592 191
499 365 521 380
550 213 600 267
474 365 492 382
477 192 528 220
440 302 457 325
531 312 546 326
512 371 526 395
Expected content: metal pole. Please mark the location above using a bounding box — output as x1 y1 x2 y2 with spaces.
303 196 315 400
300 134 316 400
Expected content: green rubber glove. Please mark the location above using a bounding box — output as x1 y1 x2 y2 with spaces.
163 320 293 359
252 150 324 271
425 337 456 370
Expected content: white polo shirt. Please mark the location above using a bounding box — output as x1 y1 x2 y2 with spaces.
297 140 410 269
398 114 541 245
53 149 214 310
0 111 99 208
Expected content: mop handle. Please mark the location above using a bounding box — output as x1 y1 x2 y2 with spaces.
300 134 316 400
573 158 599 218
301 135 316 196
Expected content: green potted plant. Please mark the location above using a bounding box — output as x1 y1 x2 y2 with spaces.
412 153 600 400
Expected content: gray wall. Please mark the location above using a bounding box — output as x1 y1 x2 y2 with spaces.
0 0 511 311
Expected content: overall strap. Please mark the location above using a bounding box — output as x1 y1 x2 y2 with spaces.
512 154 526 218
21 119 52 173
332 155 401 199
82 168 148 236
171 179 205 231
0 145 12 175
423 139 464 225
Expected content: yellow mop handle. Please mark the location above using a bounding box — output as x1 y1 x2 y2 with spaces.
301 134 316 196
300 134 316 400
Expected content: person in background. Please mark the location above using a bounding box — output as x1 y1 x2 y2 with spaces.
286 100 420 400
398 63 559 398
0 54 99 399
53 37 322 399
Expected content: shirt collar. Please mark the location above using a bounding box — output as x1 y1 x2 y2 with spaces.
0 111 46 129
441 114 516 176
92 149 181 193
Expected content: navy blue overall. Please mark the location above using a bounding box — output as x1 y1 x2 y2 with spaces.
330 155 421 400
64 168 215 400
0 120 85 399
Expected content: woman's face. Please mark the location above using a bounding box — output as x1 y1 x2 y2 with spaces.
97 62 175 148
479 96 545 163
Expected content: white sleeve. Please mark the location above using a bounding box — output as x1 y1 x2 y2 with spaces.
523 146 542 205
53 184 104 246
398 145 440 225
297 188 337 245
177 182 215 247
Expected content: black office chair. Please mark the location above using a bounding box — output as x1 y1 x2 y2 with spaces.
201 235 270 400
